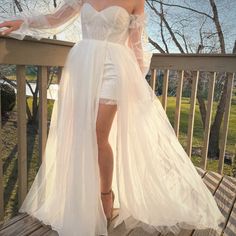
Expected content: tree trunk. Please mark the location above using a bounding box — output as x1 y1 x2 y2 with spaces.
208 73 228 158
196 73 207 129
197 94 206 129
31 76 39 124
208 42 235 158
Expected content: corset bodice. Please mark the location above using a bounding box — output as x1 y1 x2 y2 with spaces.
81 3 132 44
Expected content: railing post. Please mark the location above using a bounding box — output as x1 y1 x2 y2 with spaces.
16 65 27 207
162 69 169 111
186 71 199 159
57 67 63 83
201 72 216 170
38 66 48 164
0 84 3 222
150 69 157 91
174 70 184 137
218 73 235 174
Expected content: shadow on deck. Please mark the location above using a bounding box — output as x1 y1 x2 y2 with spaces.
0 167 235 236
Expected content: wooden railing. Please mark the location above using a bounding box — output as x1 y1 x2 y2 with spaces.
149 54 235 173
0 36 235 223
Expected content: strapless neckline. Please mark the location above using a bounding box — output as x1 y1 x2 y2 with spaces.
83 2 135 18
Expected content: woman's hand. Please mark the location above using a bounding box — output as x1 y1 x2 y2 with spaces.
0 20 24 36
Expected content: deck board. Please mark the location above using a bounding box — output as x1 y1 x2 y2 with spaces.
167 170 223 236
0 215 42 236
221 176 236 236
192 174 236 236
0 168 235 236
29 227 51 236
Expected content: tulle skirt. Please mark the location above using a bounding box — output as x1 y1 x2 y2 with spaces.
18 38 225 236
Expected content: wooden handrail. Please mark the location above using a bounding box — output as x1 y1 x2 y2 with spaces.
150 53 236 73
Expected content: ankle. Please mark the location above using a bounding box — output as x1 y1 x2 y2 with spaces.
101 189 112 196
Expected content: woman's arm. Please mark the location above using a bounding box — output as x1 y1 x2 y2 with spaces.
0 0 83 39
0 20 23 36
128 0 146 75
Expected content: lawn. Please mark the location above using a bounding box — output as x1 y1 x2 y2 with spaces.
162 94 236 176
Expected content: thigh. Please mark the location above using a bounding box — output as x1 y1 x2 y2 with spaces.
96 103 117 145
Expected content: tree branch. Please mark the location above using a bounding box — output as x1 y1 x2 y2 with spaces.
209 0 226 53
160 2 169 53
148 37 166 53
149 0 213 20
13 0 23 12
175 32 189 53
146 0 185 53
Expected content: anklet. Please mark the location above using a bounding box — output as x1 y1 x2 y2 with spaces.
101 189 112 195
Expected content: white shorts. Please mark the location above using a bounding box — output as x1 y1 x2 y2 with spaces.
99 50 118 105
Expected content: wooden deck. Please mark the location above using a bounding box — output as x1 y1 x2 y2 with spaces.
0 167 235 236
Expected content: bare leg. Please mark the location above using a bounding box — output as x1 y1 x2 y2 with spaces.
96 102 117 218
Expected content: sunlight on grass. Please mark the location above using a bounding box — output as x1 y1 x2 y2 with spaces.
157 95 236 175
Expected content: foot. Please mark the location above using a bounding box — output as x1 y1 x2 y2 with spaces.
101 189 114 220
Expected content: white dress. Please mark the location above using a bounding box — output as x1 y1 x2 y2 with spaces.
7 1 225 235
99 46 118 104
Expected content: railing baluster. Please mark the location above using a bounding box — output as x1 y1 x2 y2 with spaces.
0 86 3 222
174 70 184 138
57 67 63 83
16 65 27 207
150 69 157 91
218 73 235 174
162 69 169 111
201 72 216 170
38 66 48 164
186 71 199 159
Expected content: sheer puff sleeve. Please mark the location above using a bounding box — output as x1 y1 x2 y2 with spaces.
3 0 83 40
128 12 153 78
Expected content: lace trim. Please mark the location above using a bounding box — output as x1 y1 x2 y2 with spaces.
129 13 147 29
99 98 117 105
64 0 83 8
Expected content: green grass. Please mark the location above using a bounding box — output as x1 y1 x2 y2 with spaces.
7 74 59 83
162 95 236 176
1 97 55 221
165 96 236 154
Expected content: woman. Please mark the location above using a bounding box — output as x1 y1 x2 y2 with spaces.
0 0 225 236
